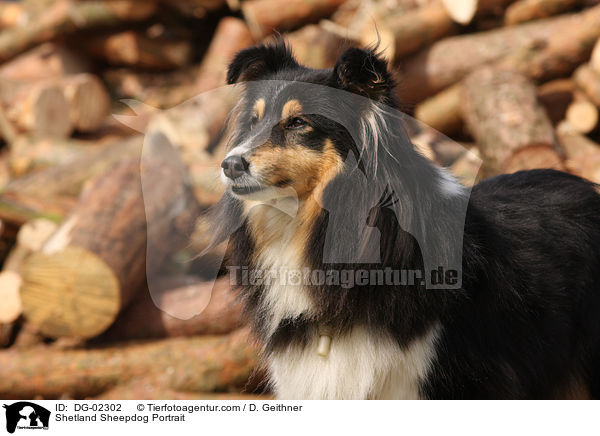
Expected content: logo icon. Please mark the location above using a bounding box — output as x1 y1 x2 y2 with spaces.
3 402 50 434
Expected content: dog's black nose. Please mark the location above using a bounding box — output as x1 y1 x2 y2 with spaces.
221 155 249 179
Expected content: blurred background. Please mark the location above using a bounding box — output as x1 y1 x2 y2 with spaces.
0 0 599 400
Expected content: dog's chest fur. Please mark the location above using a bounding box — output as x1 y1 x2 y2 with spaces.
248 204 441 400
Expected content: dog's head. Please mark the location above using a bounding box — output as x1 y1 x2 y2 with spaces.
220 42 396 202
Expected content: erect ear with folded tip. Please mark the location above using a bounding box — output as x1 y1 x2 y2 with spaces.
332 48 394 103
226 41 300 84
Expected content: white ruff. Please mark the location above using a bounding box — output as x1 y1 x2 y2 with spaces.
269 324 441 399
248 204 441 400
249 204 315 336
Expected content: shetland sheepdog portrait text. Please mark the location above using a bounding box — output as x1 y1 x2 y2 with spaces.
207 42 600 399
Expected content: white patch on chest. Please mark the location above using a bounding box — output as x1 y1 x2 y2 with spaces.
248 203 315 335
269 324 441 400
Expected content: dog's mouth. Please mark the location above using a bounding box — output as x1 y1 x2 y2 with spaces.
230 184 266 195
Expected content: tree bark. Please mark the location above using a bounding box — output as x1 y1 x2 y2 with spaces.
0 329 258 399
442 0 515 24
241 0 347 39
159 0 226 18
0 42 90 82
537 79 575 125
95 275 243 342
505 0 581 25
83 31 193 70
194 17 255 93
573 63 600 106
396 6 600 104
461 67 564 176
283 23 353 69
414 13 600 135
557 121 600 183
103 17 253 108
591 37 600 73
0 0 158 62
360 2 458 61
414 84 462 136
19 134 200 339
2 135 143 200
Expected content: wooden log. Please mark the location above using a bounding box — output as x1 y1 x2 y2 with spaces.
159 0 225 18
19 135 200 339
0 0 158 62
414 84 462 136
0 272 21 325
449 146 482 186
0 80 73 140
415 14 600 134
9 130 133 178
96 275 242 342
432 139 471 167
283 23 352 69
573 64 600 107
397 6 600 104
361 2 458 61
3 135 143 200
505 0 581 25
441 0 515 24
0 1 25 29
145 86 238 205
0 218 57 347
565 92 599 134
0 42 90 82
104 18 253 108
194 17 254 93
461 67 564 176
537 79 575 125
61 74 110 133
0 329 258 399
591 37 600 73
556 121 600 183
83 30 193 70
241 0 347 40
8 137 91 177
0 196 69 228
95 380 269 400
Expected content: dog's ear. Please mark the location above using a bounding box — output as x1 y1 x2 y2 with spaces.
332 48 394 102
227 41 299 84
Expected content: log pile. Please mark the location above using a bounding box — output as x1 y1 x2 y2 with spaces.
0 0 598 400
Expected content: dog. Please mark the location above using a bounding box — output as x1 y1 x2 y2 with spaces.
208 41 600 399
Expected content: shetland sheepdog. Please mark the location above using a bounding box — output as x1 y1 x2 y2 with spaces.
208 42 600 399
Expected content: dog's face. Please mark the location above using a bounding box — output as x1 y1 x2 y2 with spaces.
221 43 394 202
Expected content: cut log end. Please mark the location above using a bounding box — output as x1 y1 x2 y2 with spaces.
442 0 477 24
21 246 121 338
63 74 110 132
566 99 599 134
504 144 566 174
0 271 22 324
19 83 74 138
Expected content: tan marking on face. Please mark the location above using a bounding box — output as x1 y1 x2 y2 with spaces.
253 98 266 121
281 99 303 120
296 139 344 241
244 139 344 265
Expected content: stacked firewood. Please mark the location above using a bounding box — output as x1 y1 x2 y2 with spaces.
0 0 599 400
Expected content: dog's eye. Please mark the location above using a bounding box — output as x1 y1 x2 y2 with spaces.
286 117 307 129
250 114 259 127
